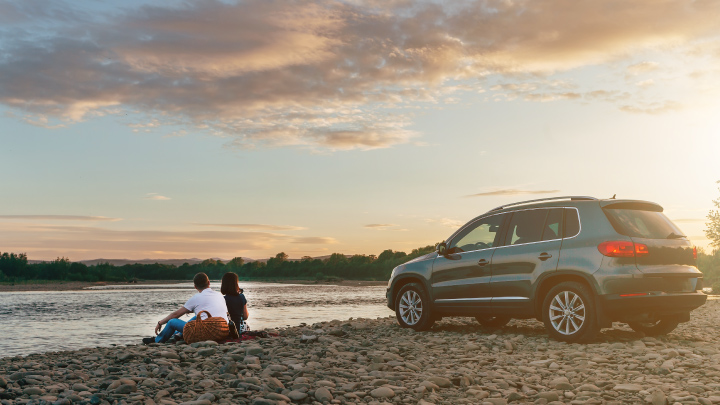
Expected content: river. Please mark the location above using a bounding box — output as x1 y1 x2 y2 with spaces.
0 281 393 358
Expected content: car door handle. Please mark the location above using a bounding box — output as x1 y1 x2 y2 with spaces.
478 259 489 267
538 252 553 261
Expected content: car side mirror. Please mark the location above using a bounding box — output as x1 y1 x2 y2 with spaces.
437 242 447 256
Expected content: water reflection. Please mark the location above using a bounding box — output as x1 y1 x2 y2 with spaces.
0 282 392 358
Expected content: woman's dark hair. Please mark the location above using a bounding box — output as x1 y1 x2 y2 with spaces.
220 272 240 296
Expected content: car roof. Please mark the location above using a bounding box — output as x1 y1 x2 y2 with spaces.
484 196 663 215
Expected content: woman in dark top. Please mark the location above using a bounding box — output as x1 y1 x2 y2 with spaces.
220 272 248 330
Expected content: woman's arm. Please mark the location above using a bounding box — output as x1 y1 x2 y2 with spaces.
243 305 249 320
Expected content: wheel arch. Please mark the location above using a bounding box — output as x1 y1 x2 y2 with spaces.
389 274 430 310
533 271 600 321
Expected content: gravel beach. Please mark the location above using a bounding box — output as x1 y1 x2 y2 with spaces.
1 299 719 405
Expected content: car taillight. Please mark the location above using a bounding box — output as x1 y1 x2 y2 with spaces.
597 241 649 257
693 246 697 260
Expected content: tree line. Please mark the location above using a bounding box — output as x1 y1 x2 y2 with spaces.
0 246 437 283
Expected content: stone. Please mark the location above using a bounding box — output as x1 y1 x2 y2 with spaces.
115 384 136 394
0 377 7 388
251 399 276 405
314 387 333 402
549 377 573 390
72 383 90 391
650 390 667 405
537 392 559 402
370 387 395 399
613 384 643 392
427 377 452 388
197 348 216 357
287 391 308 401
23 387 43 396
245 346 264 356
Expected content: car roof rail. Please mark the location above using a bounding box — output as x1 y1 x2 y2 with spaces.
486 196 598 213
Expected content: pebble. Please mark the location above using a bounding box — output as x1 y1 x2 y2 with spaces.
370 386 395 398
2 301 720 405
314 386 333 402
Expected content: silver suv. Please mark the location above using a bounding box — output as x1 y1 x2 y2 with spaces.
386 196 706 342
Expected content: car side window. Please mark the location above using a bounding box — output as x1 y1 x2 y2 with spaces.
505 209 549 245
447 214 504 253
542 208 564 241
564 208 580 238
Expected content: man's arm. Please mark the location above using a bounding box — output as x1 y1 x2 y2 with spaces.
155 306 191 334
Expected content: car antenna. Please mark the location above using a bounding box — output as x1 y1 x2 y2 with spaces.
611 194 616 199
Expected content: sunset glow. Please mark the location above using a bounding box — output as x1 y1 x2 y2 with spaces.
1 0 718 260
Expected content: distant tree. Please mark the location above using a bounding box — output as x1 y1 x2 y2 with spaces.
201 258 218 267
227 257 245 268
706 180 720 251
0 252 28 278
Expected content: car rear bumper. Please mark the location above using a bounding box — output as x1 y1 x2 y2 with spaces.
600 291 707 321
386 288 393 309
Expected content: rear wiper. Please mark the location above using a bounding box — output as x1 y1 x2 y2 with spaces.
667 232 687 239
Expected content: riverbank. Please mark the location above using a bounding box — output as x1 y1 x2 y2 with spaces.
0 279 387 292
2 301 719 404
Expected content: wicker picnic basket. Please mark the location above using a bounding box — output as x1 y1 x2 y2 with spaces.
182 310 229 344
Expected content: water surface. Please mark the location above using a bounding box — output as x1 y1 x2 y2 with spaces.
0 282 392 358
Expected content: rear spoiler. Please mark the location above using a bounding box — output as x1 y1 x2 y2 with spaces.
600 200 663 212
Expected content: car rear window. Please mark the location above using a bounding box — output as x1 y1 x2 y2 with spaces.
603 206 683 239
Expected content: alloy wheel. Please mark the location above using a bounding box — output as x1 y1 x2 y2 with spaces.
399 290 423 326
549 290 586 335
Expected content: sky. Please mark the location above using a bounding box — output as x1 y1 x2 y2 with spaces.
0 0 719 261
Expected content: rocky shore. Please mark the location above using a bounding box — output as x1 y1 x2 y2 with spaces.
2 300 720 405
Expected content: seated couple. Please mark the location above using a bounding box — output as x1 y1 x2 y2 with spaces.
142 272 249 344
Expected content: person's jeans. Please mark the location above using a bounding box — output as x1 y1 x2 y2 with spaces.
155 316 195 343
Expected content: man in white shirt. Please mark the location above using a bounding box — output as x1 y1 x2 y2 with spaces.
143 272 228 344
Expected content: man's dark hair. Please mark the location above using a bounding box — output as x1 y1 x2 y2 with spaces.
193 272 210 289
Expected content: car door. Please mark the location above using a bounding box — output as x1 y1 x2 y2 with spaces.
489 208 563 316
431 213 506 309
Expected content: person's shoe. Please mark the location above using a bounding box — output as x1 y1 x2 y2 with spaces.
142 337 156 345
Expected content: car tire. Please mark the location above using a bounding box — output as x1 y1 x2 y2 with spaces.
542 281 599 343
627 318 680 336
395 283 435 331
475 316 511 328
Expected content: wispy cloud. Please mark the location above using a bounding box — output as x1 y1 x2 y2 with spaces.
290 237 338 244
145 193 171 200
196 223 306 231
2 0 719 149
364 223 408 231
464 189 561 198
364 224 398 229
426 218 464 228
0 222 336 259
0 215 121 221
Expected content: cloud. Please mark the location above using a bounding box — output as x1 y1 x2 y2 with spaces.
465 189 561 198
290 237 338 244
627 61 660 76
0 222 336 259
145 193 171 200
0 215 121 221
619 101 683 114
426 218 464 228
364 223 408 231
2 0 720 148
196 223 306 231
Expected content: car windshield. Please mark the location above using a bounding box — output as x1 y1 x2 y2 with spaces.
603 207 683 239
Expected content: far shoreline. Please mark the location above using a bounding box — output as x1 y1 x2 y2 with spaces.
0 278 388 292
